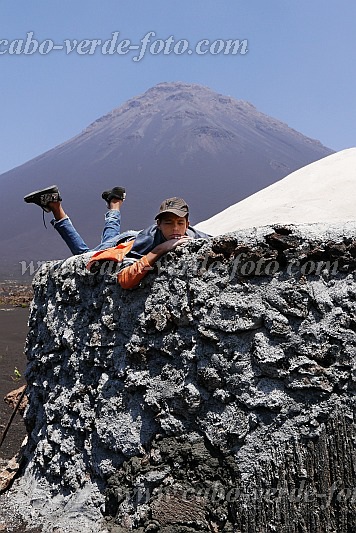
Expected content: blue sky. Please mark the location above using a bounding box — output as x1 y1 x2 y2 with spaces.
0 0 355 175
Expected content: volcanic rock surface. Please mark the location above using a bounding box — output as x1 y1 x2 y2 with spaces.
1 222 356 532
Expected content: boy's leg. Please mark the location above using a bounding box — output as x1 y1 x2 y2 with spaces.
100 208 122 244
93 194 140 251
48 200 90 255
24 185 90 255
50 217 90 255
93 198 123 251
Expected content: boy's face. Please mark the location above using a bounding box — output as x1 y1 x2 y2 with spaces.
157 213 189 240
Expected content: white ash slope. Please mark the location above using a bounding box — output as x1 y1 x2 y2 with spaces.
197 148 356 235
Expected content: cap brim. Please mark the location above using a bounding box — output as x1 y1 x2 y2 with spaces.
155 208 189 219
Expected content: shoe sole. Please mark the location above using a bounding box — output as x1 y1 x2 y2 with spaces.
102 188 126 203
24 185 59 203
24 185 61 212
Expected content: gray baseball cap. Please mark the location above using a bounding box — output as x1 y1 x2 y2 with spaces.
155 197 189 219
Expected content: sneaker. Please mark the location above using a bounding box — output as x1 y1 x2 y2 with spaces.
101 186 126 207
24 185 62 213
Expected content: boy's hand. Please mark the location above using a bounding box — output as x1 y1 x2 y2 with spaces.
146 237 191 268
160 236 191 252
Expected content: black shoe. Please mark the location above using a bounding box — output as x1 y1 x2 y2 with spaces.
102 187 126 207
24 185 62 213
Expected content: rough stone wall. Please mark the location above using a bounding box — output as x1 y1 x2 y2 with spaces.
2 222 356 532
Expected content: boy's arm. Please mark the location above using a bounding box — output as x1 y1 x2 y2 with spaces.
118 237 191 289
117 255 153 289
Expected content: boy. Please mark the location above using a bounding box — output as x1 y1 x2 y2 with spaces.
24 185 210 288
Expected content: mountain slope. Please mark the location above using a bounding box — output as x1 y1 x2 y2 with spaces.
0 81 333 278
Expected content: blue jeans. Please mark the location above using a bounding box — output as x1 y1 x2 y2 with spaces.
51 211 138 256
